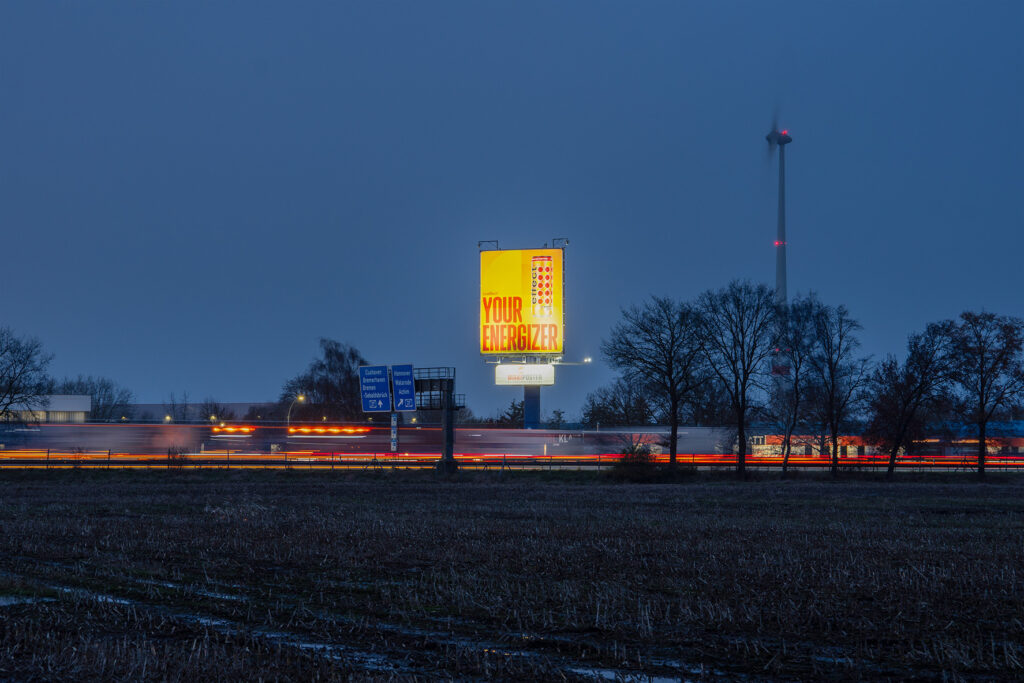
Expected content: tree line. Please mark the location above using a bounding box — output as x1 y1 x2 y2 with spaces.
0 333 472 426
587 280 1024 476
0 330 376 426
7 288 1024 478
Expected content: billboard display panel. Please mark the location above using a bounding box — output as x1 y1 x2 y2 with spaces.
480 248 563 355
495 364 555 386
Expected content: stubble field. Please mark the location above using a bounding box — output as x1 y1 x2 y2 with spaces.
0 471 1022 681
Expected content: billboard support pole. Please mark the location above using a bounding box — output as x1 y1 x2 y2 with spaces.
523 385 541 429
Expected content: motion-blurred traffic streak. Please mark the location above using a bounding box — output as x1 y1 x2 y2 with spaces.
1 423 1020 470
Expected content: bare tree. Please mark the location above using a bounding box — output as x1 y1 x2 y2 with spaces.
696 281 777 476
243 405 274 423
808 303 871 474
51 375 135 422
163 392 191 422
602 297 705 467
682 374 732 427
949 311 1024 476
282 339 368 422
581 377 656 428
765 295 822 474
198 398 237 423
0 328 53 421
863 322 955 477
494 400 524 426
546 409 567 430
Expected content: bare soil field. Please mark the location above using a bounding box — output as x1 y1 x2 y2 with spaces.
0 470 1022 681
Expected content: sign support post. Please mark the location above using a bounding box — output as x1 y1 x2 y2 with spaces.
440 380 456 472
390 411 398 453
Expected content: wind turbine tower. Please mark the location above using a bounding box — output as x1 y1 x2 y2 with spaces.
766 125 792 305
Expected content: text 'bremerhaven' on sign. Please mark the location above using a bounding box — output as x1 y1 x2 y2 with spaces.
358 366 392 412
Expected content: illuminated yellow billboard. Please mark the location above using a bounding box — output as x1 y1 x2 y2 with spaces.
480 248 564 355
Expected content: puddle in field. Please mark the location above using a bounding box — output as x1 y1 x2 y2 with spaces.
191 615 234 628
2 564 736 679
570 656 734 682
570 667 692 682
10 573 410 674
44 576 612 676
7 557 247 603
253 629 394 670
0 595 55 607
137 578 244 602
54 586 134 605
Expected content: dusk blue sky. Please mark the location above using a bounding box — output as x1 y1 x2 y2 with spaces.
1 1 1021 419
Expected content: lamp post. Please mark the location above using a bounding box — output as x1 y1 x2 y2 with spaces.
286 394 306 430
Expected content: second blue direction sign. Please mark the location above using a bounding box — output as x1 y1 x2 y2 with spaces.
391 364 417 411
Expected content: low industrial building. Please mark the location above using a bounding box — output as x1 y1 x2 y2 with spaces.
3 395 92 424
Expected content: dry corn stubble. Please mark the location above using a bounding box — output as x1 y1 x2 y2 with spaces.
0 472 1023 680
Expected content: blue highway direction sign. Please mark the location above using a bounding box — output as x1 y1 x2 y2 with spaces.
359 366 392 412
391 364 417 411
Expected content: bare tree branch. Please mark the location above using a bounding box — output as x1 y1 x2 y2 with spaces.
282 339 368 422
764 294 823 473
696 281 777 476
0 328 53 422
807 303 871 474
950 311 1024 475
51 375 135 422
601 297 705 466
863 321 955 476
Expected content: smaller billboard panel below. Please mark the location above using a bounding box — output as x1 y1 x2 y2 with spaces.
495 364 555 386
359 366 392 412
390 364 417 411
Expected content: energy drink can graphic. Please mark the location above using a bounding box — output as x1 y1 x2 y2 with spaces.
531 255 553 318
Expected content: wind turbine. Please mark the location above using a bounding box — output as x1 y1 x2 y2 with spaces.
766 118 792 306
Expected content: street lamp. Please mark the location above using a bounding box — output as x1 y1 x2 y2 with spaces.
286 394 306 430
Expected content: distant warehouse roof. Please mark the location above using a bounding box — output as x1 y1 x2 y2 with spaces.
43 395 92 413
3 395 92 424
